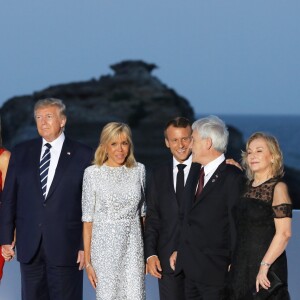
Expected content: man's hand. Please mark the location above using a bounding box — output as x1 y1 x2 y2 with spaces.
169 251 177 271
147 256 162 279
77 250 85 270
1 241 16 261
226 158 242 171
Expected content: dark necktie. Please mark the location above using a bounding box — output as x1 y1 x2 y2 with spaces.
40 143 51 199
195 167 205 198
176 164 186 205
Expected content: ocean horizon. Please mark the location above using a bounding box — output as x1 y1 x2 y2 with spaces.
197 114 300 171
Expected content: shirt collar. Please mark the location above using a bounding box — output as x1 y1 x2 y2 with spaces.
203 153 225 175
173 153 192 170
42 132 65 149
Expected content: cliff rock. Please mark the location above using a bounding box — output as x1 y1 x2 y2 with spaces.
1 60 194 164
1 60 299 207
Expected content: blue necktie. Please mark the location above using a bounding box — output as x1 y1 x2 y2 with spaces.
40 143 51 199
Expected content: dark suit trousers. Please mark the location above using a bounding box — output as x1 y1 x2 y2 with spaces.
159 272 185 300
20 239 83 300
185 277 226 300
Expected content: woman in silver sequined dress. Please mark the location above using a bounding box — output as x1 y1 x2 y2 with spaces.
82 122 146 300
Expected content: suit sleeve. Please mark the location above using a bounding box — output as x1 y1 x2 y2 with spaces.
227 171 245 259
0 149 17 245
144 172 160 260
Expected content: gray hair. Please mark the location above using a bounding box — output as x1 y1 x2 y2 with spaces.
192 115 228 153
34 98 66 118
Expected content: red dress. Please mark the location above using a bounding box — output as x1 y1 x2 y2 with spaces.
0 148 6 280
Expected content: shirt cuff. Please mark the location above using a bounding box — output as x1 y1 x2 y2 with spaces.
146 255 158 262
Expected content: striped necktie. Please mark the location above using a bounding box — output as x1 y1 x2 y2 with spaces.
40 143 51 199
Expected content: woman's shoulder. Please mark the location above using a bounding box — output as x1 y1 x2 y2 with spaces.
84 164 102 174
0 148 6 156
0 149 11 168
274 180 288 191
273 181 291 204
135 162 145 168
0 149 10 159
134 162 145 172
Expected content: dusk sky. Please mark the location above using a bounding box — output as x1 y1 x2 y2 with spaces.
1 1 299 115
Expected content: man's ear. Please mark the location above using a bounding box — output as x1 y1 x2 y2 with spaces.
206 138 213 150
61 117 67 128
165 138 170 149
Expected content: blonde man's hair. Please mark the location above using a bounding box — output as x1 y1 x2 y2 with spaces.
242 132 284 181
93 122 136 168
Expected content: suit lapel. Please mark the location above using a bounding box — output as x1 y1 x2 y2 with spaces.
46 138 74 201
193 161 227 207
185 163 201 190
184 162 201 212
167 162 176 197
31 138 44 198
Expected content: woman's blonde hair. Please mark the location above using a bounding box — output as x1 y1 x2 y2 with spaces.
242 132 284 180
93 122 136 167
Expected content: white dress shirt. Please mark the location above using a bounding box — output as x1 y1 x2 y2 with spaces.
147 154 193 261
173 154 193 192
40 133 65 197
203 153 225 187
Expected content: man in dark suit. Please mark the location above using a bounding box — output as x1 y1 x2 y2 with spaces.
170 115 244 300
0 98 93 300
145 117 200 300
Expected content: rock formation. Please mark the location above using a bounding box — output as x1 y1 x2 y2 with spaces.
1 60 195 165
1 60 299 207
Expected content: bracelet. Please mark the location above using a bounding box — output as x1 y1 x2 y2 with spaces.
86 263 92 269
260 261 271 267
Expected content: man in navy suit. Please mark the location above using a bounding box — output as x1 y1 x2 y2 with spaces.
170 116 244 300
145 117 200 300
0 98 93 300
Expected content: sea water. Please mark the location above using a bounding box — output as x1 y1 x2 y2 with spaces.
198 114 300 170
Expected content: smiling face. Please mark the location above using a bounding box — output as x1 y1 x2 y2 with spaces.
246 137 274 175
105 134 130 167
35 105 66 142
165 125 192 163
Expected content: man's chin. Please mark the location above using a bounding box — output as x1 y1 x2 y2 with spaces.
176 153 191 162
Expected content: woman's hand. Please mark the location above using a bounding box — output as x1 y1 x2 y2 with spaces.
1 242 15 261
226 158 243 171
256 266 271 292
86 264 98 289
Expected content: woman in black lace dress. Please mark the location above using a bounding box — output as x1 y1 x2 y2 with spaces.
230 132 292 299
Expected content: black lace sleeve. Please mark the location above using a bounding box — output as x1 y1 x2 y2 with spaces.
272 203 293 218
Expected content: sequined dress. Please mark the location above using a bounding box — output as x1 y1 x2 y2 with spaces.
229 178 292 299
82 163 146 300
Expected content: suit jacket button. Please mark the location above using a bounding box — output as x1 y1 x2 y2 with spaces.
43 203 46 207
38 223 42 227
